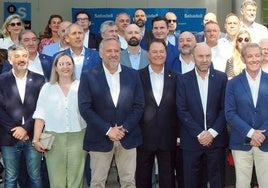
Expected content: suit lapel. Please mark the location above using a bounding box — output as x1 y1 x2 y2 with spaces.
189 70 204 113
139 50 147 69
239 71 255 107
117 68 128 108
123 51 132 68
256 71 268 108
141 67 159 106
24 72 34 104
159 69 172 106
206 69 216 111
8 72 23 105
99 66 116 108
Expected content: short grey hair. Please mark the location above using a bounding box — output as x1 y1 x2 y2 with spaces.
64 23 84 36
241 43 262 58
99 37 120 52
100 20 116 34
8 44 28 57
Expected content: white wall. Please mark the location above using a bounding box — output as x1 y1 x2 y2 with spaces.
0 0 232 35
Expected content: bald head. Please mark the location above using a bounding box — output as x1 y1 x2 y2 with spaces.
125 24 142 46
179 31 196 55
134 9 147 28
203 12 218 24
193 42 212 73
58 21 72 39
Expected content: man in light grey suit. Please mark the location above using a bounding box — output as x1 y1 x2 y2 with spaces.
120 24 149 70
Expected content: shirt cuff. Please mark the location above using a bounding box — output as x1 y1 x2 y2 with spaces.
208 128 218 138
247 128 255 138
106 127 112 135
197 131 205 138
177 138 180 143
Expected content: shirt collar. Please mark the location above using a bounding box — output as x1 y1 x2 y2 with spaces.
70 47 85 56
127 47 141 55
149 65 164 75
12 69 28 80
102 63 122 75
245 68 262 81
195 67 210 79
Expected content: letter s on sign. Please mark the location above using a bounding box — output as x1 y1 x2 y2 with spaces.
18 7 27 19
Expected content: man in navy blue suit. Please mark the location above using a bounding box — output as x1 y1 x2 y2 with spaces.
1 29 51 188
78 37 144 188
151 17 179 69
0 44 45 187
177 42 228 188
225 43 268 188
53 23 101 80
136 39 179 188
2 30 53 82
168 31 196 74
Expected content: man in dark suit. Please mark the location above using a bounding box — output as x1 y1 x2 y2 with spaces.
133 9 153 51
225 43 268 188
0 44 45 187
1 29 51 188
78 37 144 188
136 38 179 188
2 30 53 82
53 23 102 80
75 11 101 50
120 24 149 70
177 42 228 188
151 17 179 69
168 31 196 74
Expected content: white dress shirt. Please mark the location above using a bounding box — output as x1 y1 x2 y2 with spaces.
195 68 218 138
211 43 230 73
83 30 89 48
167 34 176 46
28 53 44 76
33 80 86 133
246 69 261 138
118 35 128 50
149 65 164 106
180 55 195 74
241 22 268 43
70 48 85 80
103 63 121 107
13 70 28 124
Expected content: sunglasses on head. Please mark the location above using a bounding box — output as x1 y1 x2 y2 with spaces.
168 19 177 23
237 37 250 43
9 22 22 27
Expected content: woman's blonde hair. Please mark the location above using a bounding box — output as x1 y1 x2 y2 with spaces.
1 14 24 37
230 29 251 75
50 52 76 84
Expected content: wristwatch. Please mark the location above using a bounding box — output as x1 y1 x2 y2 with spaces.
32 139 39 146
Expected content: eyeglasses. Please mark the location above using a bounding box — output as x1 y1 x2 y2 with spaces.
168 19 177 23
9 22 22 27
237 37 250 43
76 18 89 22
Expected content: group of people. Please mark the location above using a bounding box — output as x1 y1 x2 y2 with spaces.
0 0 268 188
